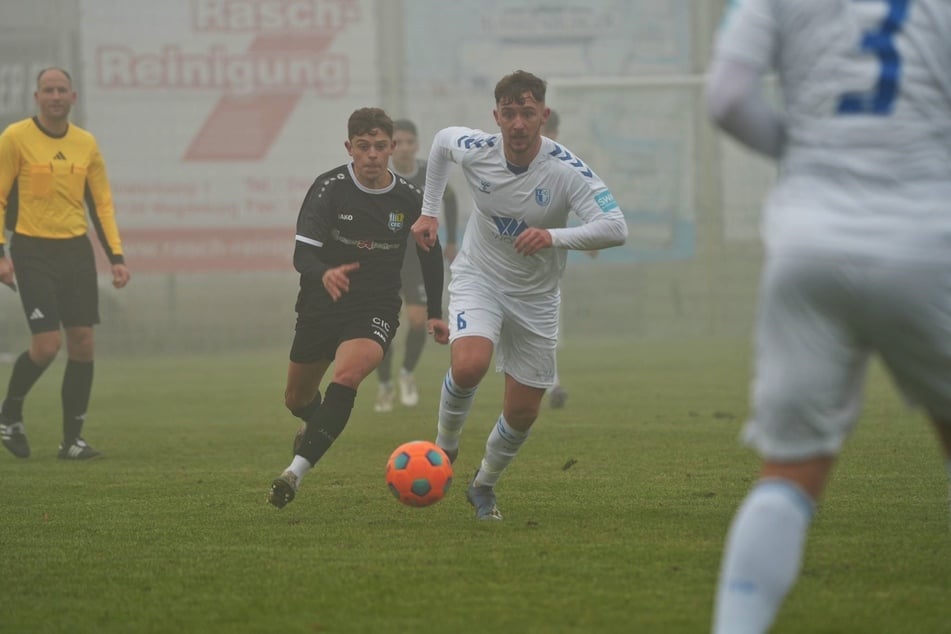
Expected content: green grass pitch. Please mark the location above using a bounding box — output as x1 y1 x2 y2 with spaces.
1 339 949 633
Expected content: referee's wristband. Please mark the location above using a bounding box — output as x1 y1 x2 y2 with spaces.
0 245 5 258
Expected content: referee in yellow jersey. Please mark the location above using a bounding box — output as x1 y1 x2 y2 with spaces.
0 67 130 460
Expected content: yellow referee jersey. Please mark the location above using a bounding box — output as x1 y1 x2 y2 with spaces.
0 117 124 263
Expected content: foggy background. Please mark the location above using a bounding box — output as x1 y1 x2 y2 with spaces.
0 0 774 356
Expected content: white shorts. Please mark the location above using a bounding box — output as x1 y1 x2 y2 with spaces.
447 273 558 389
746 252 951 461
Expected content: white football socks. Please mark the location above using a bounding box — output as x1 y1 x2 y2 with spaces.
714 479 815 634
287 455 312 483
434 370 477 453
475 414 529 488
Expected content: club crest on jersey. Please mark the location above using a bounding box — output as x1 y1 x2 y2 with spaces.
478 179 491 193
535 188 551 206
388 211 405 232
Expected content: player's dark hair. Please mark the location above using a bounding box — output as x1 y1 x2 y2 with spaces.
36 67 72 88
495 70 547 106
393 119 418 137
348 107 394 140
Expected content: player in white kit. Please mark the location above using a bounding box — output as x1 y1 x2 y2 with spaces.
706 1 951 632
412 70 627 520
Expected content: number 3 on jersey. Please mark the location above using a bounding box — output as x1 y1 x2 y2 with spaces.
837 0 909 115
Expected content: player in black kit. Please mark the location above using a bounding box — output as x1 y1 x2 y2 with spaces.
267 107 449 509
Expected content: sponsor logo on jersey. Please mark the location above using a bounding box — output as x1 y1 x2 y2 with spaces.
338 213 354 221
371 317 391 343
331 229 401 250
492 216 528 239
595 190 618 213
535 188 551 206
355 239 400 250
387 211 405 232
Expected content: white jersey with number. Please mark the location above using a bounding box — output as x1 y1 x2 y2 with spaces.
715 0 951 261
420 126 627 297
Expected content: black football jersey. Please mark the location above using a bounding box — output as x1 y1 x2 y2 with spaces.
294 163 442 317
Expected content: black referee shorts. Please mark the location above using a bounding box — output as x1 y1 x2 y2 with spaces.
10 234 100 334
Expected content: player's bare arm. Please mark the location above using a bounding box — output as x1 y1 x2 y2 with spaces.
427 318 449 345
411 215 439 251
513 227 553 256
322 262 360 301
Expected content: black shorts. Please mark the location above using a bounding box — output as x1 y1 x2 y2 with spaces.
289 309 400 364
400 246 427 306
10 234 100 334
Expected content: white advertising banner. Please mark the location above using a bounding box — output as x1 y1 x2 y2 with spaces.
78 0 377 272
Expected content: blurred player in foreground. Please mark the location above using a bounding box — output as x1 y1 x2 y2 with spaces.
706 1 951 632
373 118 459 413
267 108 447 509
0 67 130 460
412 70 627 520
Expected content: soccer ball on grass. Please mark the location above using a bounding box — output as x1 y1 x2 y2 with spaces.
385 440 453 507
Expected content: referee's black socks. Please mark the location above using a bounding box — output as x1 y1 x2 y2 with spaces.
1 351 51 421
62 359 93 445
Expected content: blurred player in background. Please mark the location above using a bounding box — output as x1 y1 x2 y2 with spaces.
412 70 627 520
540 109 600 409
706 2 951 632
0 67 130 461
267 107 447 509
540 109 568 409
373 118 459 413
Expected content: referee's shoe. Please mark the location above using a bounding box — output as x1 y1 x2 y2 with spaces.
0 416 30 458
57 438 102 460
